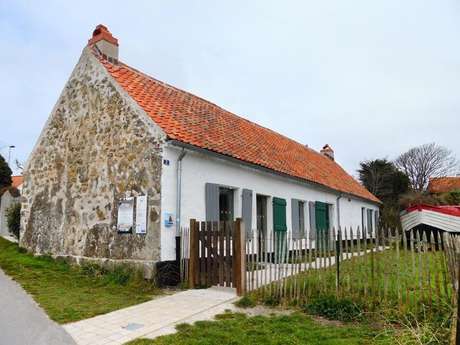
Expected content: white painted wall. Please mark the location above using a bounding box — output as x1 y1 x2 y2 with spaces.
160 144 379 261
0 191 20 237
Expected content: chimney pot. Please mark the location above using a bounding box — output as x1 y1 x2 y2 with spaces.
88 24 119 62
320 144 335 161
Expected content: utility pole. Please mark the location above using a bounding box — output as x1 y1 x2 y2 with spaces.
7 145 15 166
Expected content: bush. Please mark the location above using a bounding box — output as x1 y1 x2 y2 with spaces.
235 295 256 308
303 296 363 322
6 203 20 239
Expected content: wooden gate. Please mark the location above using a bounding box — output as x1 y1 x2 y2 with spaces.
188 219 246 295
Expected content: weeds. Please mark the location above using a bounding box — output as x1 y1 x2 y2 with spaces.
303 296 364 322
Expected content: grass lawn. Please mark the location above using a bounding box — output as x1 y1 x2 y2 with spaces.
0 237 162 324
126 312 392 345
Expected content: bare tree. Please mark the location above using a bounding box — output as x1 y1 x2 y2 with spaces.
395 143 459 191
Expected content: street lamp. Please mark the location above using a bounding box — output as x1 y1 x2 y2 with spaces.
8 145 15 166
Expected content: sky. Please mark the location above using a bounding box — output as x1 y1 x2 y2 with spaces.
0 0 459 176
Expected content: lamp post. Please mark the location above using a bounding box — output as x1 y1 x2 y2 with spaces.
7 145 15 166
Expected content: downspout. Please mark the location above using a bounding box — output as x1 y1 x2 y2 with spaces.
336 194 343 230
176 149 187 235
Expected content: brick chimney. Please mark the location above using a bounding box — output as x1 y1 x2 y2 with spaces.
320 144 334 161
88 24 119 62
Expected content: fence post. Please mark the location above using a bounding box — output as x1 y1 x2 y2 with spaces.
188 219 199 288
233 218 246 296
455 255 460 345
336 227 341 296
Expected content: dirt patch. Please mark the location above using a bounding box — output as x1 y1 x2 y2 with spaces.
234 305 294 317
311 315 345 327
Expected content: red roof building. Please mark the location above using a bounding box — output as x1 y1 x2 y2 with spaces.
20 25 381 268
92 26 377 204
428 177 460 194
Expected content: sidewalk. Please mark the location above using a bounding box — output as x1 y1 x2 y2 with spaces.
0 269 75 345
64 287 238 345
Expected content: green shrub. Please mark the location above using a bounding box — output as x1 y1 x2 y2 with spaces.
81 262 141 286
235 295 256 308
263 294 281 307
6 203 20 239
303 296 363 322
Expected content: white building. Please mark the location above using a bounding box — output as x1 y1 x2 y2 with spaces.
21 25 380 269
0 176 23 238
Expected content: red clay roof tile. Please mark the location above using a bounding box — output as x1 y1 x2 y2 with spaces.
96 54 379 203
428 177 460 194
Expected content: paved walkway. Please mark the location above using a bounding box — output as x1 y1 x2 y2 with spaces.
0 269 76 345
64 287 238 345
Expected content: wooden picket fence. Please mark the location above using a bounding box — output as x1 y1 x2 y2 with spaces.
179 221 459 340
243 227 457 315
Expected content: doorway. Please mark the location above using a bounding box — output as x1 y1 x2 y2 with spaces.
256 195 268 260
219 187 234 222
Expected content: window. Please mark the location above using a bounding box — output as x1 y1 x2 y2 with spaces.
361 207 366 232
256 195 268 234
273 197 287 232
367 209 373 234
219 187 234 221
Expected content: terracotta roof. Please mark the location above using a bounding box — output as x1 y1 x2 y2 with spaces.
96 54 379 203
428 177 460 194
0 176 22 197
11 175 23 189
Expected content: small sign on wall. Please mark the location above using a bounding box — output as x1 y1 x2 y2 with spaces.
164 213 174 228
117 197 135 233
135 195 148 234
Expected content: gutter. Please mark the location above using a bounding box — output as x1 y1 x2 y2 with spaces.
176 149 187 235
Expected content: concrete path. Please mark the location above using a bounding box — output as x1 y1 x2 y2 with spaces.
64 287 238 345
0 269 76 345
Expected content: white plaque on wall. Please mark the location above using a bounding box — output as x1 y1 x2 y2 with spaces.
117 197 134 232
135 195 148 234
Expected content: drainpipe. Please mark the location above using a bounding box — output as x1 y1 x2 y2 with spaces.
176 149 187 235
336 194 343 230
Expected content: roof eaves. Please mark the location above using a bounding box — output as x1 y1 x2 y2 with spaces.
168 139 381 205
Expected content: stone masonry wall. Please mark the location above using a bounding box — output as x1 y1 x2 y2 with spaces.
20 49 165 263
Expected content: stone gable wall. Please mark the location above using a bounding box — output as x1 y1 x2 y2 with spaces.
20 49 165 263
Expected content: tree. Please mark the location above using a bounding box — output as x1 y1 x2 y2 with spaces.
6 203 21 239
395 143 459 192
358 159 409 203
358 159 410 229
0 154 12 189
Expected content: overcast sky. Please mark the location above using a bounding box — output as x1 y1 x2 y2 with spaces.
1 1 459 176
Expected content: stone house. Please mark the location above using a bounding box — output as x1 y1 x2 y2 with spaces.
0 175 23 238
21 25 380 276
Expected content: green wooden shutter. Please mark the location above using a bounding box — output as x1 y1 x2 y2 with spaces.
308 201 316 240
315 201 329 232
273 197 287 232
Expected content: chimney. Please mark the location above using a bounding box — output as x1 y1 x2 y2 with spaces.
320 144 334 161
88 24 119 62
